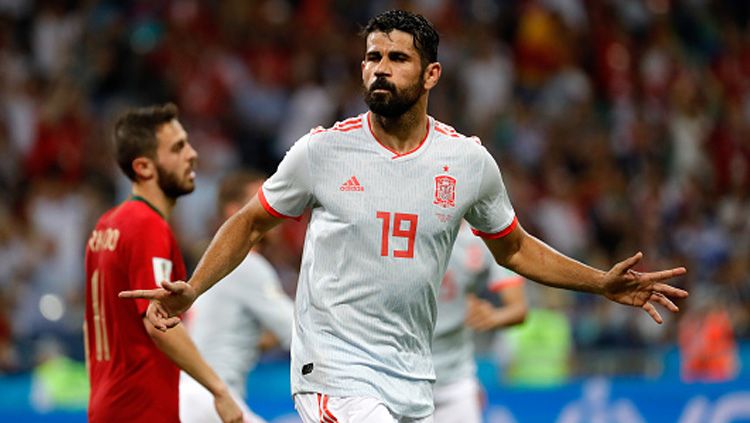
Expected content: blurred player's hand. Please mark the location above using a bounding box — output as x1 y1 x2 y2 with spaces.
601 252 688 324
465 294 502 331
213 388 245 423
119 280 196 331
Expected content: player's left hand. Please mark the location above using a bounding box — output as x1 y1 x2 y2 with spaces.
465 294 502 331
601 252 688 324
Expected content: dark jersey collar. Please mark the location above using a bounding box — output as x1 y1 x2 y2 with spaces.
130 195 166 220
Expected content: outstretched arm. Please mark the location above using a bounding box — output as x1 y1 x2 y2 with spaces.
483 223 687 323
120 195 284 330
144 319 243 423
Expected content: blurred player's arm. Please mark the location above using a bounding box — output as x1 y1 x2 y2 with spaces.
144 318 243 423
465 281 527 332
258 330 279 352
483 222 687 324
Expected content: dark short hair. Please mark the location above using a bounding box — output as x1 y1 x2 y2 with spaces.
217 169 266 213
361 9 439 68
113 103 179 181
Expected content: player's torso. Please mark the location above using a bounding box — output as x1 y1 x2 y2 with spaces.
303 115 487 300
84 201 183 414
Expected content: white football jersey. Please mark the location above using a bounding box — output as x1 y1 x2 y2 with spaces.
260 112 516 418
187 252 293 398
432 224 523 387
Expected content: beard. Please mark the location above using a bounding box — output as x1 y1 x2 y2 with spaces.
364 76 424 118
157 164 194 199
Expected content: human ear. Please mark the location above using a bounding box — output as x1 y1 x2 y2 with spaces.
132 157 155 180
423 62 442 90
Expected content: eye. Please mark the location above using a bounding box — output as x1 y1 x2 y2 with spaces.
171 140 185 153
390 53 407 62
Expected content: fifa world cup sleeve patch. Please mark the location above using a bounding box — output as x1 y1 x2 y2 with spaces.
152 257 173 287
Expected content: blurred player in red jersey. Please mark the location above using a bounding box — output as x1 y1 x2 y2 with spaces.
83 103 243 423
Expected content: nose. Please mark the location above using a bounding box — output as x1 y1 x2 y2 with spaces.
186 143 198 162
373 58 391 77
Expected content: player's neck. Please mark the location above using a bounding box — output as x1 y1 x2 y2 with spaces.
131 184 176 219
369 102 429 154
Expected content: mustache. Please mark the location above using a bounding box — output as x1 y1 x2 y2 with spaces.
369 78 396 93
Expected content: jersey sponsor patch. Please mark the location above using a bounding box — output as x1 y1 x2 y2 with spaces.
152 257 173 287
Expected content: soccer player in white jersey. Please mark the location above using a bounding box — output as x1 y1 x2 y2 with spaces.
433 223 527 423
121 9 688 423
179 170 294 423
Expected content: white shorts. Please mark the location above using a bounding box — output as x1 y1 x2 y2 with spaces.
179 372 265 423
432 377 482 423
294 393 433 423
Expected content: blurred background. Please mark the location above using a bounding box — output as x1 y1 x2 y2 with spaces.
0 0 749 421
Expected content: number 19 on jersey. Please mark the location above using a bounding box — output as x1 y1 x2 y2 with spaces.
376 211 418 259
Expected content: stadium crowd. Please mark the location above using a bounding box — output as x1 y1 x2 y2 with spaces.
0 0 747 383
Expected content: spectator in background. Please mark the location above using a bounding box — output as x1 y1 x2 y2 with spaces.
500 287 573 387
679 288 739 382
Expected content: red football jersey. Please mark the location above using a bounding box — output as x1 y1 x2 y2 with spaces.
84 198 186 422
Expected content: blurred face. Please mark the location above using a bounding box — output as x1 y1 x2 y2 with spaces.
224 180 263 219
362 30 426 117
154 119 197 199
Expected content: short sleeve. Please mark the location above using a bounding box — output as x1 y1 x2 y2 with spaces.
464 148 517 238
128 222 174 315
259 134 315 219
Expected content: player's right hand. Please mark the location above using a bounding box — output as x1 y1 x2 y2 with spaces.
119 280 197 331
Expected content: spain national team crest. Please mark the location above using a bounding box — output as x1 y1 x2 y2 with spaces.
433 173 456 208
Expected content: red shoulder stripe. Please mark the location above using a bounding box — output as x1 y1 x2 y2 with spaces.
435 126 461 138
257 187 302 222
332 124 362 133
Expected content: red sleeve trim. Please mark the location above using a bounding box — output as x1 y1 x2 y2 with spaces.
471 216 518 239
489 276 524 292
257 187 302 221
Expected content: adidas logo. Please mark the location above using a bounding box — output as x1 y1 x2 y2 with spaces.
340 176 364 192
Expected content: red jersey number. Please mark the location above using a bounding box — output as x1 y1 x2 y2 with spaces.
89 268 111 361
376 211 418 258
